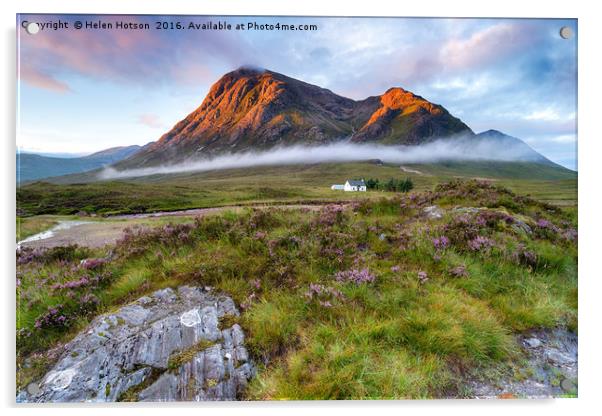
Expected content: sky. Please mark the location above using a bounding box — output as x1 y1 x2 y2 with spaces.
17 15 577 169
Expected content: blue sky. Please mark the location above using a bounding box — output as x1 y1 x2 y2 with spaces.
17 15 577 169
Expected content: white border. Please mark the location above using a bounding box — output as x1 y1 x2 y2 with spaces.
2 1 600 415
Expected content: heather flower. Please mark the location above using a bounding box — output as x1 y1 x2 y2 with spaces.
267 240 278 257
253 231 266 240
329 288 344 299
321 246 345 264
304 283 343 307
432 236 450 250
456 214 472 224
315 205 346 227
16 247 47 265
52 276 92 291
80 293 99 305
512 245 538 268
240 292 257 310
536 218 561 233
251 279 261 289
562 228 578 242
334 268 376 285
305 283 326 298
468 236 495 252
417 271 429 284
34 304 69 329
390 265 401 273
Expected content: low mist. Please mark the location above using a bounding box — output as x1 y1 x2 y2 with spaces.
98 137 541 180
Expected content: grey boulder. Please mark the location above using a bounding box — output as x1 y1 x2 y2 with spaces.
423 205 444 219
19 286 255 402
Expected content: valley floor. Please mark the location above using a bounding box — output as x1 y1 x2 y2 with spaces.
16 180 578 401
17 161 577 219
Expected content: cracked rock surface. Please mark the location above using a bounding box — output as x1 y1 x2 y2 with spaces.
467 328 577 398
18 286 255 402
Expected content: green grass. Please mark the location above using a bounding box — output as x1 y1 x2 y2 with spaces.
17 161 576 216
167 339 216 370
16 180 578 398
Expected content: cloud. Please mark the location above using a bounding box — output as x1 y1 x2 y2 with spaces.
99 138 550 180
19 66 71 93
18 15 257 93
19 17 161 91
549 134 576 144
523 108 569 122
440 23 538 71
137 114 164 129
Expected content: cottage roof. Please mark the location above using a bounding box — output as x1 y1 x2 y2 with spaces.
347 179 366 186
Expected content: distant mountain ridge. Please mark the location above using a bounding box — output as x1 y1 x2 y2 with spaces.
17 145 141 182
473 130 558 167
117 67 473 168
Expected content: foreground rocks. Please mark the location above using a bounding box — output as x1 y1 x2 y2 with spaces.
18 286 255 402
468 328 577 398
423 205 444 219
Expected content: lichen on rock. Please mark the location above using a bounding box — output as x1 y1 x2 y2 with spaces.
18 286 255 402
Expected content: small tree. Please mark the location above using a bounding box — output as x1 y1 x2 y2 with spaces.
385 178 397 192
399 178 414 193
365 177 413 192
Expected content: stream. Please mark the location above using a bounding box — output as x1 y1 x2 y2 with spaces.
17 221 93 248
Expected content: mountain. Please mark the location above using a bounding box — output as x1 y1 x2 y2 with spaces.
350 87 472 145
118 67 473 168
84 146 143 162
473 130 561 167
17 145 141 182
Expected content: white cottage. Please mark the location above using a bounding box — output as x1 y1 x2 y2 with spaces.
344 179 366 192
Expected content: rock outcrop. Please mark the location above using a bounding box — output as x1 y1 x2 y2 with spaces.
18 286 255 402
467 328 578 398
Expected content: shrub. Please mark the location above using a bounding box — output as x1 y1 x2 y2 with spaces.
511 245 538 268
17 245 90 265
34 305 69 329
314 205 347 227
334 268 376 285
304 283 344 308
468 236 496 252
432 236 450 250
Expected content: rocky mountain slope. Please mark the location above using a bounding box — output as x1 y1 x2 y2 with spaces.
118 67 473 168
